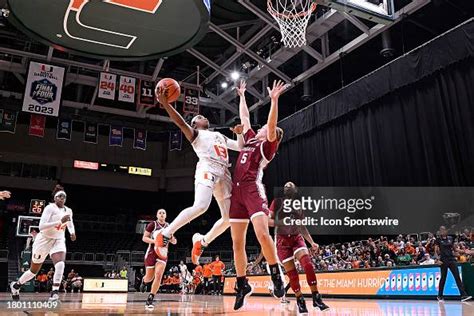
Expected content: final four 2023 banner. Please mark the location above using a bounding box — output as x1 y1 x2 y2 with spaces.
22 62 65 117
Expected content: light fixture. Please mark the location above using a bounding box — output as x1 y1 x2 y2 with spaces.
230 71 240 81
221 82 228 89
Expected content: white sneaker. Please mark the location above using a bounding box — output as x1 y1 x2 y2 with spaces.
49 290 60 302
10 282 20 301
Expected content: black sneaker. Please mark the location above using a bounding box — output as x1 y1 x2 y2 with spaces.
270 274 285 299
312 292 329 311
234 282 253 310
10 282 20 301
296 296 308 314
437 296 444 302
461 295 472 302
145 293 154 309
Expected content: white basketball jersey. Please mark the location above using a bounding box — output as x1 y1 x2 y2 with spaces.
40 203 73 239
192 130 229 168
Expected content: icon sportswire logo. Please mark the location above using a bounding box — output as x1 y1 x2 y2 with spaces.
63 0 163 49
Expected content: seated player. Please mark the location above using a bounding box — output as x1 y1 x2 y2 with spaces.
269 182 329 313
141 209 177 309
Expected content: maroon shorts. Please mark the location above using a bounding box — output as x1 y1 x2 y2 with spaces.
276 234 308 263
229 182 269 222
144 247 167 268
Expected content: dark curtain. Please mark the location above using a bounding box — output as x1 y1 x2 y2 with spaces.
266 57 474 187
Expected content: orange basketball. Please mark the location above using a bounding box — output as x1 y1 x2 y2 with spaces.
156 78 181 103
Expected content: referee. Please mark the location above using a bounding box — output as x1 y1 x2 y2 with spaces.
435 226 472 302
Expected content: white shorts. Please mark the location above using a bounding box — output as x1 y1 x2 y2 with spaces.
32 232 66 264
195 163 232 201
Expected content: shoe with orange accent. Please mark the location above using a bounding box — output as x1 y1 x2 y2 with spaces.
191 233 206 265
154 231 170 261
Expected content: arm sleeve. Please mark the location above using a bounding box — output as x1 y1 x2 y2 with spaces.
38 205 61 231
67 208 75 235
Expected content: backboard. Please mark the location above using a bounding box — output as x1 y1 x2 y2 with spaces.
319 0 395 24
6 0 211 60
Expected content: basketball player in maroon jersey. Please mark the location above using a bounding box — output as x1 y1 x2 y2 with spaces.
142 209 176 309
229 80 286 310
269 182 329 313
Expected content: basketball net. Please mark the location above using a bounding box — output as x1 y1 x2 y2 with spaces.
267 0 317 48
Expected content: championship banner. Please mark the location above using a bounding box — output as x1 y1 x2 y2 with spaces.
109 125 123 147
98 72 117 100
84 122 98 144
169 130 182 151
224 265 464 297
183 88 200 114
0 109 18 133
28 114 46 138
57 118 72 141
22 62 65 117
133 128 147 150
118 76 136 103
138 80 156 107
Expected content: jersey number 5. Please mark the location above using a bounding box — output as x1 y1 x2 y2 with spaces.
240 153 249 164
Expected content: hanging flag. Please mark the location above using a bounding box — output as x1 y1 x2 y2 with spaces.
133 128 147 150
84 122 98 144
29 114 46 137
138 80 156 107
169 130 182 151
98 72 117 100
0 109 18 133
56 118 72 141
110 125 123 147
183 88 200 114
22 61 65 117
118 76 136 103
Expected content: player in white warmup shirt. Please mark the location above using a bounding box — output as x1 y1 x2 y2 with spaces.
10 185 76 302
155 87 244 263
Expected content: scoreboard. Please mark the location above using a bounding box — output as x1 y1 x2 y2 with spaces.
29 199 46 215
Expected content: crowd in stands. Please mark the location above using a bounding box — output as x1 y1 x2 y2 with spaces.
230 230 474 276
104 267 128 279
34 268 83 293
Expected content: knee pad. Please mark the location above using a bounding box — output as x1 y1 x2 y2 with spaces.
287 268 301 293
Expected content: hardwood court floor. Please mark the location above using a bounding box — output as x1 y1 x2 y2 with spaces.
0 292 472 315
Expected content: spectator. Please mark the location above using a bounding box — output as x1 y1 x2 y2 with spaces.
67 269 75 280
210 256 225 295
202 263 213 294
135 268 144 291
397 249 412 266
120 267 128 279
71 273 83 293
36 270 48 292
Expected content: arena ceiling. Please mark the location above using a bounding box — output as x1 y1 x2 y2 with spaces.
0 0 472 128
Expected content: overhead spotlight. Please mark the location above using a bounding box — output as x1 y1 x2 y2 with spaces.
221 82 228 89
230 71 240 81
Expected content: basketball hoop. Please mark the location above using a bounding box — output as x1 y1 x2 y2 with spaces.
267 0 317 48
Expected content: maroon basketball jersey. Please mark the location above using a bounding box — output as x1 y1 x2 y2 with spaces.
233 129 279 184
270 198 304 236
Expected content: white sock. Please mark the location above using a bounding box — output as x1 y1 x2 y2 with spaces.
18 270 36 285
53 261 65 291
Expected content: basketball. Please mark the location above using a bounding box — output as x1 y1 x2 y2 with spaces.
156 78 181 103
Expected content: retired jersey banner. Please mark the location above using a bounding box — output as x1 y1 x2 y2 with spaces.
98 72 117 100
133 128 147 150
138 80 156 106
57 118 72 141
0 109 18 133
84 122 98 144
169 130 182 151
28 114 46 137
22 61 65 117
118 76 136 103
109 125 123 147
183 88 200 114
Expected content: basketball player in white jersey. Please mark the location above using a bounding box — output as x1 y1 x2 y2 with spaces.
142 208 177 309
10 185 76 302
155 87 244 263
